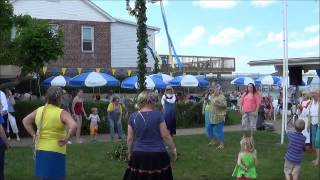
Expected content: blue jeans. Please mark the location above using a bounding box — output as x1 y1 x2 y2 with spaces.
211 122 224 142
109 119 124 140
205 112 214 138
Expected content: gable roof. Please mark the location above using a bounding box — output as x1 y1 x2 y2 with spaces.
12 0 159 30
85 0 115 22
113 18 160 31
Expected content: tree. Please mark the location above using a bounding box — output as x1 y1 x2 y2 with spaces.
14 19 64 75
0 0 64 89
0 0 14 63
126 0 149 92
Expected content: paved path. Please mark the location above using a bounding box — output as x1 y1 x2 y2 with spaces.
9 119 284 148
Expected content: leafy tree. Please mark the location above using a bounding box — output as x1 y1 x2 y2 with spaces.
14 19 64 75
0 0 64 89
0 0 14 63
126 0 149 92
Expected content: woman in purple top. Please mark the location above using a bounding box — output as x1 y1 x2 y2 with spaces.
123 91 177 180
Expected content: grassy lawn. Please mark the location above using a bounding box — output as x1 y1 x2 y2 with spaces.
5 132 319 180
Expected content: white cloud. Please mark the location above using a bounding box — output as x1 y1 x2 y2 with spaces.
288 36 319 49
256 32 282 47
180 26 206 47
192 0 238 9
208 26 253 46
304 24 320 33
251 0 276 7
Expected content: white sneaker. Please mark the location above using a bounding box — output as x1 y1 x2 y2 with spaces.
67 141 72 144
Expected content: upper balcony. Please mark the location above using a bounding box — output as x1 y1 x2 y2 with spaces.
159 55 235 74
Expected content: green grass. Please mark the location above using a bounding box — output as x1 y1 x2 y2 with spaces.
5 132 319 180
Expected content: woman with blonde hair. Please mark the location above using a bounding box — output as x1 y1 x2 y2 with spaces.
123 91 177 180
23 87 77 180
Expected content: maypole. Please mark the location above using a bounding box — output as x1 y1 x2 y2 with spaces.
281 0 289 144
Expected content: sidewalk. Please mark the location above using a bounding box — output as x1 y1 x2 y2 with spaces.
9 120 284 148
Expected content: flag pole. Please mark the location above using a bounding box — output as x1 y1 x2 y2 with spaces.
281 0 289 144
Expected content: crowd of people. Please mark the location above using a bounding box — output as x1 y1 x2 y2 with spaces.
0 83 319 179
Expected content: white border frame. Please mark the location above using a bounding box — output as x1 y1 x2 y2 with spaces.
81 26 94 53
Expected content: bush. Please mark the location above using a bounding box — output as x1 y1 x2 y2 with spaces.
14 100 43 137
13 100 241 137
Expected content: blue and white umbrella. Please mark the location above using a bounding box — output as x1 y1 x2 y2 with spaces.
169 75 209 87
149 73 174 84
276 77 306 86
255 75 281 86
121 75 166 90
42 75 71 87
231 77 255 86
69 72 119 87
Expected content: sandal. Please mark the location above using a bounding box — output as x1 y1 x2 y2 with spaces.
216 144 224 150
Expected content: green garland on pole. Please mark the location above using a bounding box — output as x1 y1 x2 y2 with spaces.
126 0 149 92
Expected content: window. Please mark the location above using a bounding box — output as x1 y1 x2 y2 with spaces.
81 26 94 52
49 24 59 35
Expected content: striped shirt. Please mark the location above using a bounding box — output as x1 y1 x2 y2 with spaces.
285 131 306 164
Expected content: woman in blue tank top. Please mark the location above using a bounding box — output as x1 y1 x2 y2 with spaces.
123 91 177 180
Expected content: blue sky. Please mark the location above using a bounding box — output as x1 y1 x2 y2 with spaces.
93 0 320 74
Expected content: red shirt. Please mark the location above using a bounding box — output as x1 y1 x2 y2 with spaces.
240 93 261 113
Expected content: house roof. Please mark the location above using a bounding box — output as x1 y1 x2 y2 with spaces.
12 0 160 31
113 18 160 31
85 0 116 22
87 0 159 31
248 57 320 73
248 57 320 67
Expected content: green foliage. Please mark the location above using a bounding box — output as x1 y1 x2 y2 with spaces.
14 18 64 75
225 109 241 125
126 0 149 91
0 0 64 75
0 0 14 63
14 100 43 137
107 141 128 162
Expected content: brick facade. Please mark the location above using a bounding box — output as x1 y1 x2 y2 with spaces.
48 20 111 71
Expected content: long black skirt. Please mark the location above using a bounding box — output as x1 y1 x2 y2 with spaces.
123 151 173 180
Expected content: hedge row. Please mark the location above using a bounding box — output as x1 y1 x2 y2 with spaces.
12 100 241 137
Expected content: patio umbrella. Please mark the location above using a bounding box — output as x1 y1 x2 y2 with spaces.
69 72 119 87
255 75 281 86
121 75 166 90
149 73 174 84
42 75 71 87
231 77 255 85
276 77 306 87
169 75 209 87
